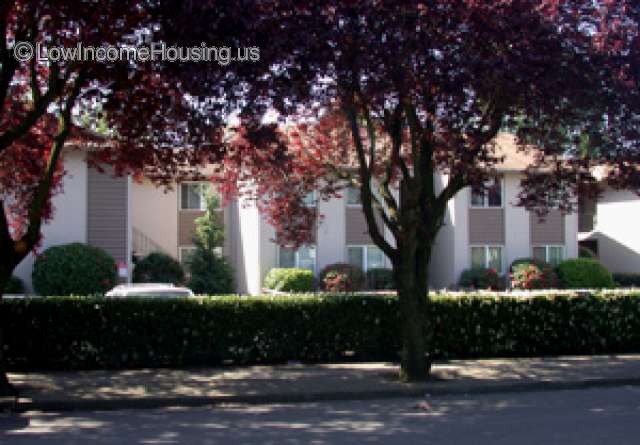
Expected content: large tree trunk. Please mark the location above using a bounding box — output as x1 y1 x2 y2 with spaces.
0 260 17 397
393 238 432 382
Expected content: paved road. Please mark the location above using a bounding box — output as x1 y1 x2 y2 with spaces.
2 386 640 444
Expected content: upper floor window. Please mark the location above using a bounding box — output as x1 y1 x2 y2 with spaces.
302 191 317 207
180 182 212 211
471 245 504 273
347 244 386 271
471 177 503 208
346 187 361 206
533 245 564 266
279 245 316 271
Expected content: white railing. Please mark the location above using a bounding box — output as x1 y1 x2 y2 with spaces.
132 227 167 257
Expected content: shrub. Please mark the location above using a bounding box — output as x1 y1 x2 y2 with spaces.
3 292 640 370
5 276 24 294
557 258 615 289
32 243 117 296
186 194 235 294
133 252 185 285
458 268 503 290
366 268 394 290
263 268 314 292
319 263 365 292
614 273 640 288
188 250 235 294
510 258 559 290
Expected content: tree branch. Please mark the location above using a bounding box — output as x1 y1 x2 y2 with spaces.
344 104 397 260
20 71 85 248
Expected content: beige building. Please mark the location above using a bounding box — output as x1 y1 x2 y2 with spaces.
14 134 583 294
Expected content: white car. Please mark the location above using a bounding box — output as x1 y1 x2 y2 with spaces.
105 283 194 298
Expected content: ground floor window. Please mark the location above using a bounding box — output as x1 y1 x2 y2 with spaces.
470 245 504 273
278 245 316 271
347 245 386 271
179 246 222 270
533 245 564 266
179 246 197 269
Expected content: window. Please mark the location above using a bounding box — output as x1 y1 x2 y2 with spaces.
279 245 316 271
179 247 197 268
302 191 317 207
533 245 564 266
347 245 386 271
470 246 504 273
180 182 212 211
346 187 361 206
471 177 503 208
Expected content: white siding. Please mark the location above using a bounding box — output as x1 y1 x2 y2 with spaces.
504 173 531 265
587 189 640 273
317 194 346 272
13 152 88 292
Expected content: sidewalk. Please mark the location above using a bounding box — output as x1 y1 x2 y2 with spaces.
4 354 640 412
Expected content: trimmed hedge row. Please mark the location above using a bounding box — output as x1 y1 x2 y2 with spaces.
3 293 640 370
614 273 640 288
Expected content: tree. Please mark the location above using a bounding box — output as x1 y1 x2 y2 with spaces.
0 1 224 394
174 0 640 381
187 195 235 294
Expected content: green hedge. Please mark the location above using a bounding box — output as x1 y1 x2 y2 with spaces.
614 273 640 288
557 258 615 288
5 276 24 294
263 268 314 292
3 293 640 370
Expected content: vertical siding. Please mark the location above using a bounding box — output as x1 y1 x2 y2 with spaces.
178 211 206 246
87 166 128 263
530 210 565 244
468 208 505 244
345 207 383 245
178 210 225 247
275 218 318 244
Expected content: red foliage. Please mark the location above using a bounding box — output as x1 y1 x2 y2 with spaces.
1 1 223 256
179 1 640 247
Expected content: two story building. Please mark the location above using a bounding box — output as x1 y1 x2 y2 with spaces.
13 133 579 294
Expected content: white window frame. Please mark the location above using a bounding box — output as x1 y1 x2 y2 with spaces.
179 182 214 211
277 245 317 272
470 245 505 273
470 177 505 209
346 244 387 271
532 245 564 265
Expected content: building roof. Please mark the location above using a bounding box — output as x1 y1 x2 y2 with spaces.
491 133 545 172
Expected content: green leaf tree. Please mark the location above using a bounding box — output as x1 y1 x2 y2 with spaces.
187 195 235 294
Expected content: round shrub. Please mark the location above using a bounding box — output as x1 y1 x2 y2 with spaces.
366 268 395 290
510 258 559 290
5 276 25 294
319 263 365 292
32 243 117 296
557 258 615 289
133 252 185 285
458 268 504 290
263 268 314 292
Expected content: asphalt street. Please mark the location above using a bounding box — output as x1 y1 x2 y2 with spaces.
2 386 640 444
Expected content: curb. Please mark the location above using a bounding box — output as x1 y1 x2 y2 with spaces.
4 377 640 413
